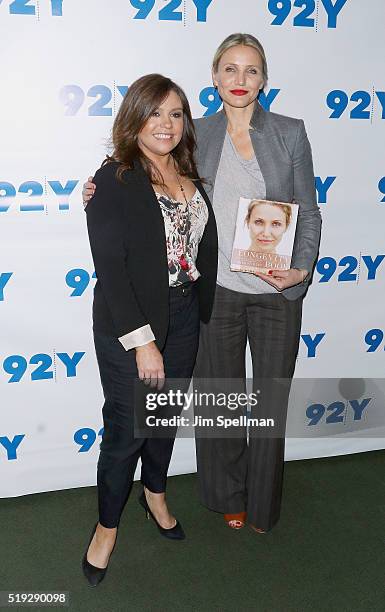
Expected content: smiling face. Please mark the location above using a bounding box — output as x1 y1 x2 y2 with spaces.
247 203 288 253
137 89 184 161
213 44 264 109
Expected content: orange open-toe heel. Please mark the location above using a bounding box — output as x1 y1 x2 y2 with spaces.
224 512 247 529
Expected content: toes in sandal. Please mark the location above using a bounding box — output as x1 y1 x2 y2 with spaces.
224 512 247 529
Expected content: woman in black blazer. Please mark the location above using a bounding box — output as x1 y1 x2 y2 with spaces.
82 74 217 586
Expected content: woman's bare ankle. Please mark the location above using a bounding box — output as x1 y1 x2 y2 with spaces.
96 523 117 540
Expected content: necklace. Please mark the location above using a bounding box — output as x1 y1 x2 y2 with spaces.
175 172 188 201
158 162 189 203
174 173 190 271
158 164 191 274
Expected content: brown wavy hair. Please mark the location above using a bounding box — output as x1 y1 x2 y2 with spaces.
105 74 199 185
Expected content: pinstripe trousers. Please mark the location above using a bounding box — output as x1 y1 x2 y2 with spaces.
194 284 302 531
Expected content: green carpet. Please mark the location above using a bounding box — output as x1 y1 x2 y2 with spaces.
1 451 384 612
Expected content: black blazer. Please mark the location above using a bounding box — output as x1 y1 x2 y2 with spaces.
86 160 218 351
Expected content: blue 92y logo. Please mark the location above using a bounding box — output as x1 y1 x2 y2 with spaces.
268 0 348 28
0 180 78 213
327 90 385 120
2 352 85 383
200 87 280 117
129 0 214 22
59 84 128 117
316 255 385 284
3 0 63 15
306 398 371 426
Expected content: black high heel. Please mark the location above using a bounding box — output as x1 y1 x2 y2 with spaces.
139 490 185 540
82 523 115 587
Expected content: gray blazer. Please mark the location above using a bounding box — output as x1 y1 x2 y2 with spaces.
193 102 321 300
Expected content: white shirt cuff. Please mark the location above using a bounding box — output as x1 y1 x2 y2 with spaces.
118 324 155 351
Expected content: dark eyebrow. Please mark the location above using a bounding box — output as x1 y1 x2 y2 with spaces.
157 107 183 112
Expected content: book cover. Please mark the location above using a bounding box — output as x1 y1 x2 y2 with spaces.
230 198 299 274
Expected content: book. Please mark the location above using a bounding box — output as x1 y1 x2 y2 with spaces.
230 197 299 275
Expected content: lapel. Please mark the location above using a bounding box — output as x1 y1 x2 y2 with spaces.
199 110 227 200
131 158 166 224
195 178 216 229
196 179 212 207
249 102 292 201
201 102 289 203
129 159 169 266
248 102 275 201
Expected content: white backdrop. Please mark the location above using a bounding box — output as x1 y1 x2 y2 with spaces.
1 0 384 497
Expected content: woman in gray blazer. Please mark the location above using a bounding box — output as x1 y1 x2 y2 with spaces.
193 33 321 532
83 33 321 534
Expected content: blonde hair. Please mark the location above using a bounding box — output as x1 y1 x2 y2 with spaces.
245 200 292 228
212 33 268 87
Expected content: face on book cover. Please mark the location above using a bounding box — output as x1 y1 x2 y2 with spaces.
137 90 184 160
247 203 288 253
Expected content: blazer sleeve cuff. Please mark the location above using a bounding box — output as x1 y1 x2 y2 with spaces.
118 324 155 351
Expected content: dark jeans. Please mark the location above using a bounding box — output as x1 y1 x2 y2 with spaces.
194 285 303 531
94 283 199 528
